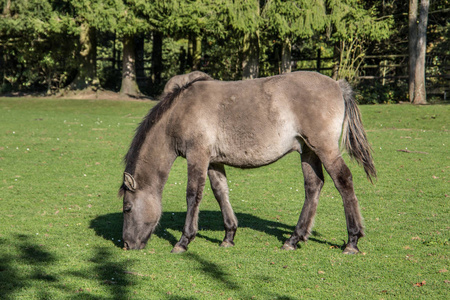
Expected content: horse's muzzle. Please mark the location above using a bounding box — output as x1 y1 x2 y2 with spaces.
123 240 146 250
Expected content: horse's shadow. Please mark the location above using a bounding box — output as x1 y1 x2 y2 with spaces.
156 210 294 247
90 210 342 249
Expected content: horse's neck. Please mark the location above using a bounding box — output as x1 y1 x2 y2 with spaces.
134 124 177 194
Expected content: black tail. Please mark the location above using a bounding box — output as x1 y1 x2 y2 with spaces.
339 80 377 182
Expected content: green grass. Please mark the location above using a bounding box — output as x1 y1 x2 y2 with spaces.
0 98 448 299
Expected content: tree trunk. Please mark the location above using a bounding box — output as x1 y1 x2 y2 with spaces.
151 31 163 87
242 32 259 79
120 35 141 97
69 22 98 90
2 0 11 15
281 38 292 74
135 35 146 92
112 31 117 70
332 41 341 80
413 0 429 104
408 0 418 102
188 34 202 71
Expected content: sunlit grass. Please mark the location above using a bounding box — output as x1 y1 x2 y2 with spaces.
0 98 448 299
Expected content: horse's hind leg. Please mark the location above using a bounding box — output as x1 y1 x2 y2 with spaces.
208 163 238 247
320 154 364 254
283 147 324 250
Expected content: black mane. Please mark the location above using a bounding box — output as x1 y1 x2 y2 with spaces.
123 75 212 175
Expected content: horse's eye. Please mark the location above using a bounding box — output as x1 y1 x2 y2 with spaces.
123 204 132 213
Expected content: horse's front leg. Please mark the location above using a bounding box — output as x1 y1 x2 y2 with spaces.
208 163 238 247
171 159 209 253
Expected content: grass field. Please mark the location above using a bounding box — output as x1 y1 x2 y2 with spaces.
0 98 448 299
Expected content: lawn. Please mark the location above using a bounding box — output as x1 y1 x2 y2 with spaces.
0 98 448 299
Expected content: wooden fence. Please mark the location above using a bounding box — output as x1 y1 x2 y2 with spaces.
292 50 449 100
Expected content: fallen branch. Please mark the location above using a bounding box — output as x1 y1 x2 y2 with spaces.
397 149 429 154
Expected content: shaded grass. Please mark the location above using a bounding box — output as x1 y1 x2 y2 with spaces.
0 98 448 299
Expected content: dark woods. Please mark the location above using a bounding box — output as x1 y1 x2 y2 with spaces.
0 0 448 102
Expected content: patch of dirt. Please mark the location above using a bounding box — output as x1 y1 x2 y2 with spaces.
56 89 154 101
1 88 155 102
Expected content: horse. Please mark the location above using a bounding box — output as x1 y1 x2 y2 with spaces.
119 71 376 254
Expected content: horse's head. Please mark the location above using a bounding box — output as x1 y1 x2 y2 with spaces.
120 172 162 250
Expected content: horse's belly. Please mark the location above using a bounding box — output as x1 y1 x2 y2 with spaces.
211 132 299 168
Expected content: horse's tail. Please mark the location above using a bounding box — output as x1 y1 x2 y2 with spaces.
339 80 377 183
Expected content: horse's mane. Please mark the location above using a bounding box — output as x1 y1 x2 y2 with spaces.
123 75 213 175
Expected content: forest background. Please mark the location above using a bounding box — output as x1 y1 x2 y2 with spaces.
0 0 448 104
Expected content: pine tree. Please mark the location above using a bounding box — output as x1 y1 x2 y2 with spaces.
53 0 122 91
262 0 327 73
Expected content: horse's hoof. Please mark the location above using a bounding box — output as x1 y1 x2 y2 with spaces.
281 243 296 251
343 245 359 255
171 246 187 254
220 241 235 248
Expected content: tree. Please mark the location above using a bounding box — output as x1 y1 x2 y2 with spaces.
60 1 97 90
409 0 429 104
1 0 445 99
237 0 261 79
326 0 392 81
43 0 120 91
129 0 208 92
113 0 152 97
120 34 140 96
242 30 260 79
204 0 262 79
0 0 75 93
262 0 327 74
69 22 99 90
165 0 213 73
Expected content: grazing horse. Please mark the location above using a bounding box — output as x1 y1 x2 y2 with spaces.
119 71 376 254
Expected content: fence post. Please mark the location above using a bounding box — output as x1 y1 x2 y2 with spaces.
316 48 321 72
112 31 117 70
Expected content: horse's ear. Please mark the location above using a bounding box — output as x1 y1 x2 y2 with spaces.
123 172 137 192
